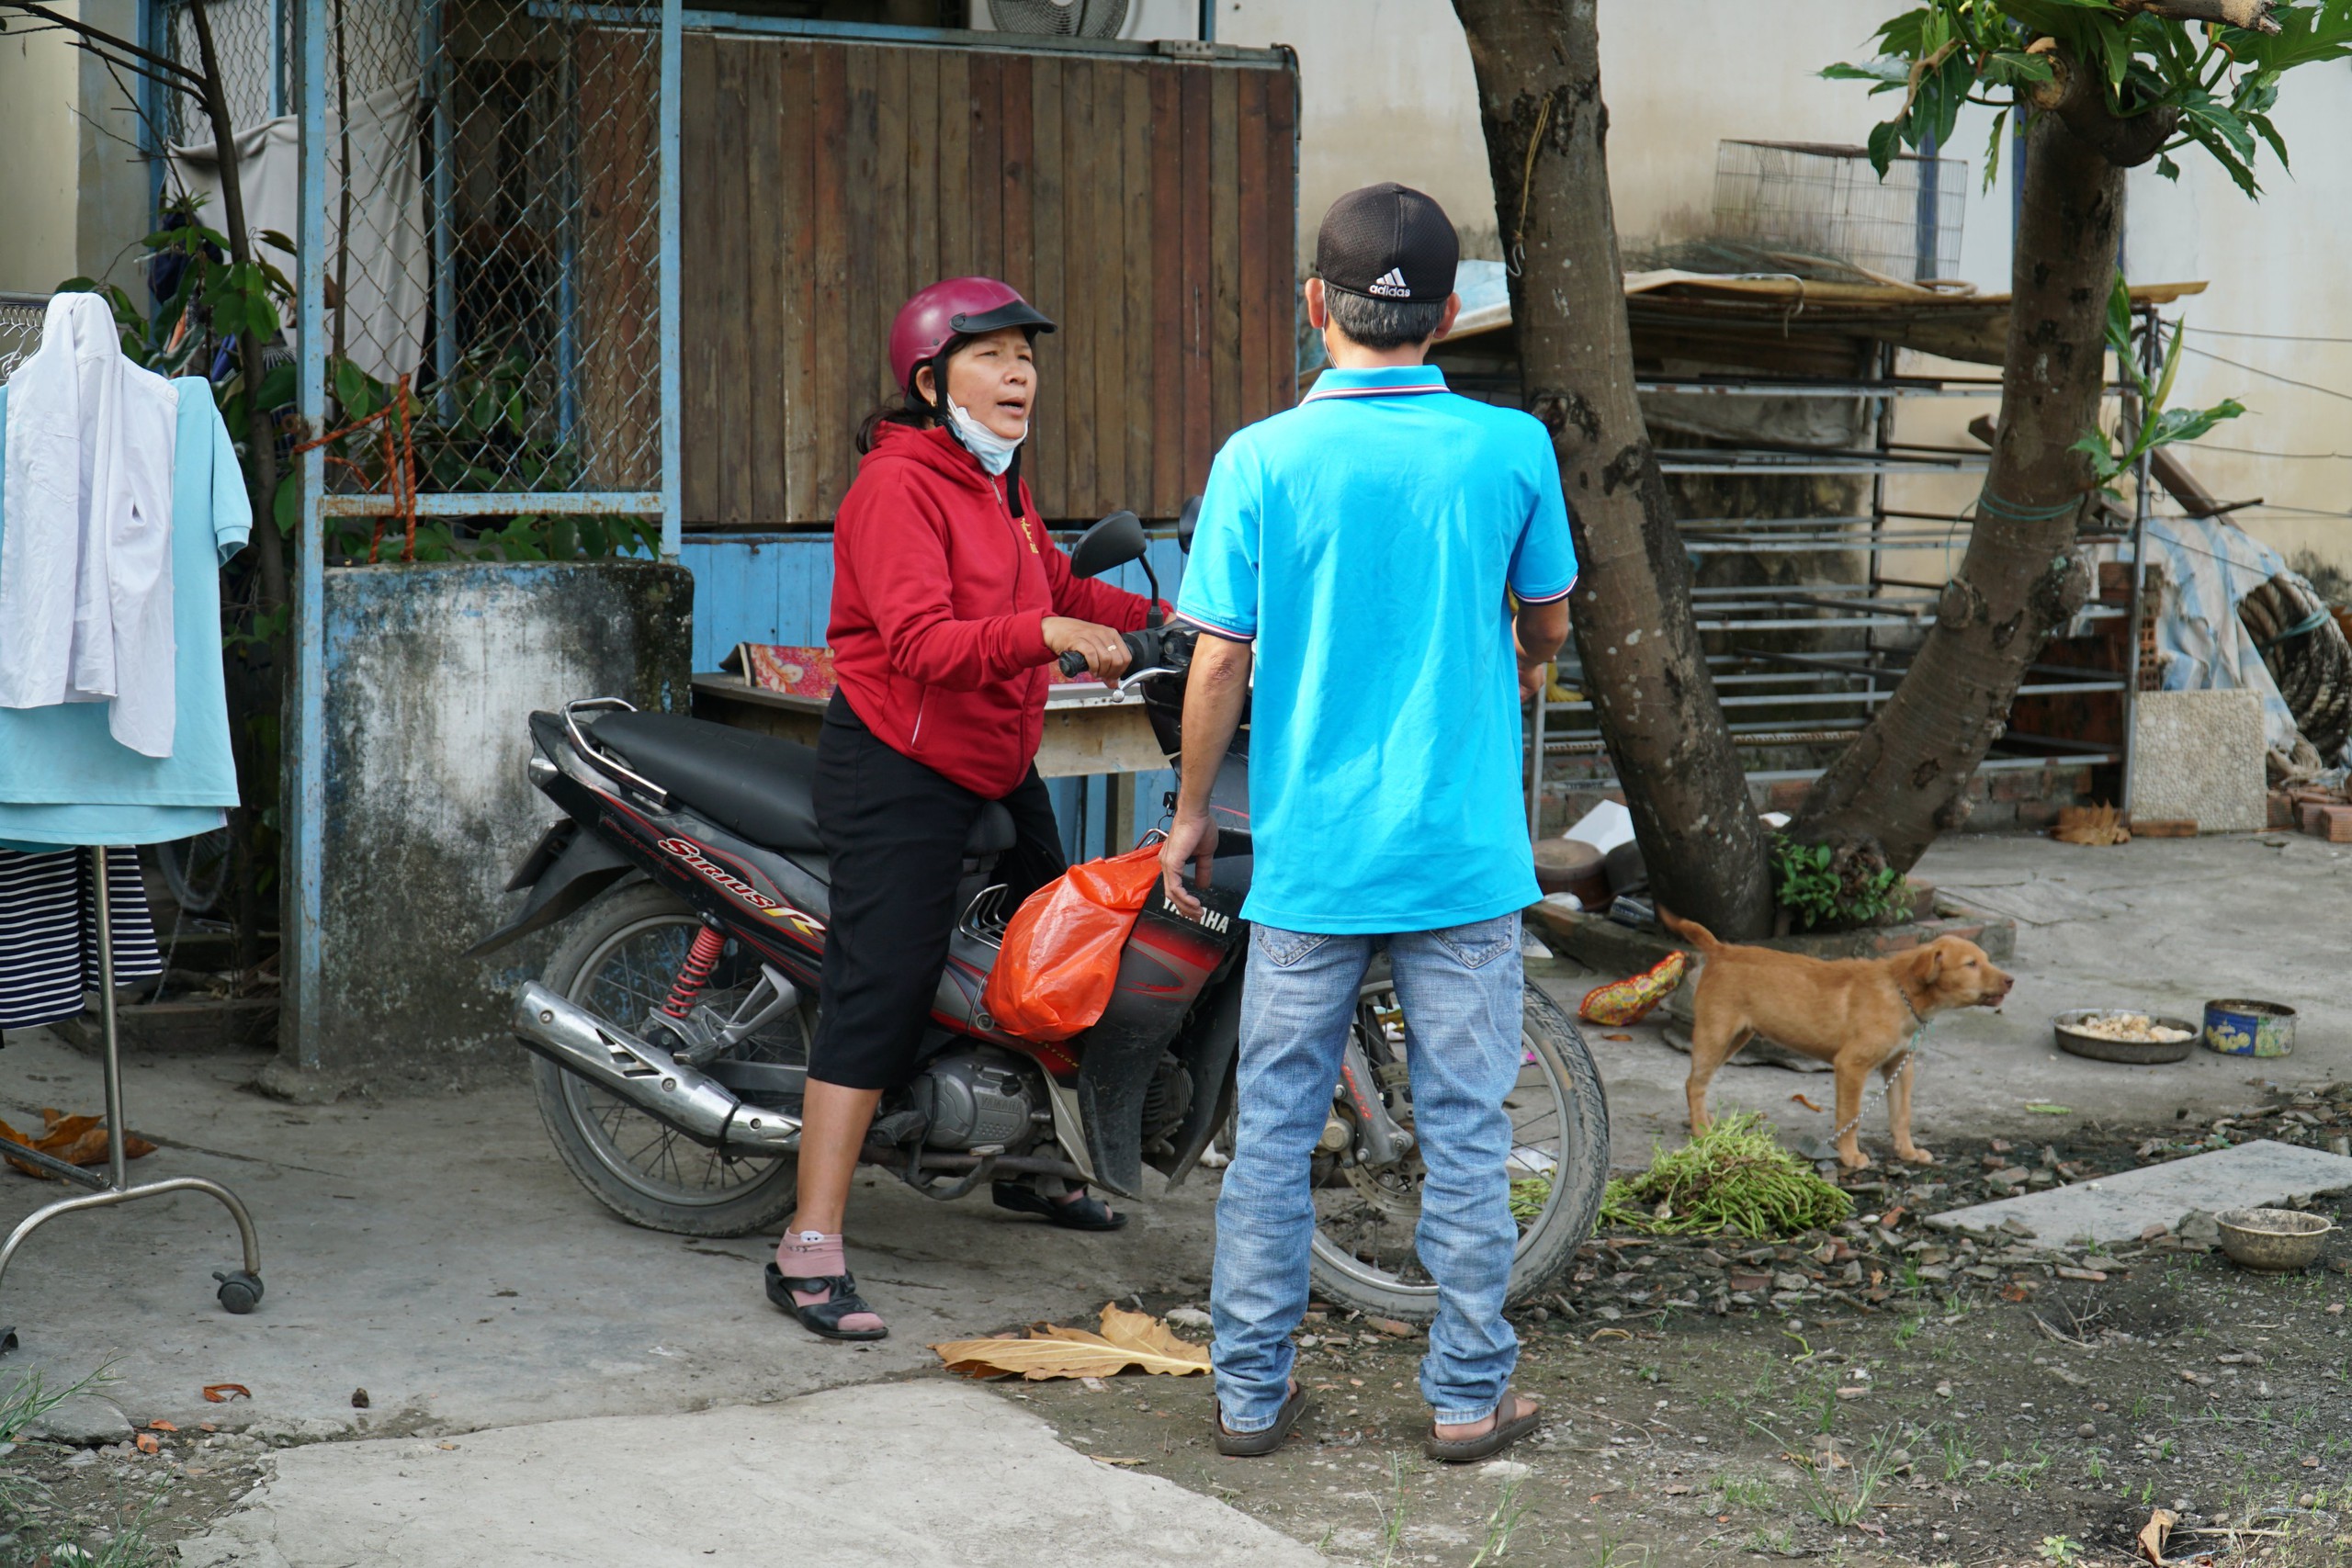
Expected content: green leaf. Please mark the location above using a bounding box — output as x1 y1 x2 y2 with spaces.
1981 48 2055 84
1867 118 1904 177
2145 398 2246 449
1979 106 2009 194
2155 152 2182 181
2178 92 2258 162
2151 315 2186 413
273 473 300 537
2092 16 2132 88
333 357 371 415
1822 60 1912 84
2247 110 2291 174
2105 270 2134 365
2187 121 2264 197
253 361 297 413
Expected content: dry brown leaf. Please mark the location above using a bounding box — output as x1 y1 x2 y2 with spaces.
1095 1303 1213 1366
1791 1094 1824 1113
1090 1456 1145 1466
200 1384 251 1404
147 1419 177 1432
133 1432 160 1455
0 1110 157 1180
2054 804 2130 846
932 1303 1210 1382
2139 1506 2178 1564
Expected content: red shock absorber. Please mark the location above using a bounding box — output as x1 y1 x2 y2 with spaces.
660 926 728 1019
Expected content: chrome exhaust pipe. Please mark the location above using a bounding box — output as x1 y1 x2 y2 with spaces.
512 982 802 1155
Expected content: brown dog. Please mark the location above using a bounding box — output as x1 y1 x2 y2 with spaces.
1660 911 2014 1169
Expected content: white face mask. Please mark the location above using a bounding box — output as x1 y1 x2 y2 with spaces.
946 395 1025 477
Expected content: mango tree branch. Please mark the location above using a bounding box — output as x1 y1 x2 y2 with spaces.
2117 0 2281 33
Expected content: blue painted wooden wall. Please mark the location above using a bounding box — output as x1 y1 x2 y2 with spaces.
682 530 1188 861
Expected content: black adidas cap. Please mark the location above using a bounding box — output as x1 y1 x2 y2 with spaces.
1315 183 1458 305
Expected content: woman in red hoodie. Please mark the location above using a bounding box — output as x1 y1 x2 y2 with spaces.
767 278 1159 1341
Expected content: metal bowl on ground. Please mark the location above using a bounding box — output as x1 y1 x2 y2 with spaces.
2215 1207 2334 1273
2052 1009 2199 1065
2203 998 2298 1058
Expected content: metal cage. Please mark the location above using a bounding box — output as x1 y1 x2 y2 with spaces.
1712 139 1965 284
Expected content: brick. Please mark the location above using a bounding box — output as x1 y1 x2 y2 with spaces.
1990 771 2040 804
2322 806 2352 844
1767 779 1809 814
2269 791 2299 830
2302 803 2330 837
2016 801 2061 831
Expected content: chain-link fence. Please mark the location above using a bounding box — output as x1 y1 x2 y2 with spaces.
159 0 664 506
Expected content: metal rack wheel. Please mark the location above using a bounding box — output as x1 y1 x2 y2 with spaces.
214 1269 265 1314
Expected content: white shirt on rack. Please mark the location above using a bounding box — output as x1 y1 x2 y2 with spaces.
0 292 181 758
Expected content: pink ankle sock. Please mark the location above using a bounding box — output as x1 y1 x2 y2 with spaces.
777 1230 883 1332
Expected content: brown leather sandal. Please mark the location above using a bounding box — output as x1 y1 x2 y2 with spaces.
1423 1386 1542 1463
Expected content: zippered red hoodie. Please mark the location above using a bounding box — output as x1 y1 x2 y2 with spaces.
828 423 1157 798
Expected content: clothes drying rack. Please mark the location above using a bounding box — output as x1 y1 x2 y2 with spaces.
0 297 265 1346
0 848 265 1350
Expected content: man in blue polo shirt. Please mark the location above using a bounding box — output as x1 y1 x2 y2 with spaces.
1161 183 1576 1463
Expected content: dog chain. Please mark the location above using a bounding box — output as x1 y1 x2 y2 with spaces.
1825 989 1934 1154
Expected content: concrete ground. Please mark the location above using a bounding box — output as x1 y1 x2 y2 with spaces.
0 829 2339 1561
175 1382 1319 1568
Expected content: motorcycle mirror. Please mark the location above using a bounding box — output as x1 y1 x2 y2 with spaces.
1067 509 1148 579
1176 494 1203 555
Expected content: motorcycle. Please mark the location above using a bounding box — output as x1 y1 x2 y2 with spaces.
471 506 1610 1318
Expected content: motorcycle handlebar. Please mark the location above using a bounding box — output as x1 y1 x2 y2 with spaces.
1056 626 1174 681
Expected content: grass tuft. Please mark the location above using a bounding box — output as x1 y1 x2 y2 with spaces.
1595 1112 1853 1237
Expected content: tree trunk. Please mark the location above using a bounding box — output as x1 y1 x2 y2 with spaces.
1792 83 2127 868
1453 0 1772 938
190 0 288 976
187 0 288 620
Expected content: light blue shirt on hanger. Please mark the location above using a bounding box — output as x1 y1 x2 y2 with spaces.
0 378 251 849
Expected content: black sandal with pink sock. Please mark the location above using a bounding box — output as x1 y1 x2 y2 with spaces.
767 1231 888 1341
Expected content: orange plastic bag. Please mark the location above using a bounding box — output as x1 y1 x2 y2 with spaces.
982 843 1164 1043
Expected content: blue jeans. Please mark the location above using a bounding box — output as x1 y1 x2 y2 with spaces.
1212 913 1525 1432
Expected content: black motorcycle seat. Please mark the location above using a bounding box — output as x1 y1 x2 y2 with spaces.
589 711 1015 860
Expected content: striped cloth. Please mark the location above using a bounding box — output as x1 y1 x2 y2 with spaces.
0 847 164 1032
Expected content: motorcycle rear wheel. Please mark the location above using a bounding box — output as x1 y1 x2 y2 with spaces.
532 882 803 1237
1303 968 1608 1322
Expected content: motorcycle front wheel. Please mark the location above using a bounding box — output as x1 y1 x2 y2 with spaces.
531 882 803 1237
1304 968 1609 1322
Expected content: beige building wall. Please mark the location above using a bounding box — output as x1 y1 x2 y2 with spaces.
0 12 85 296
0 0 153 299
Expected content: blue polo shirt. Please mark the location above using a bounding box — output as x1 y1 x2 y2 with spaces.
1178 366 1576 935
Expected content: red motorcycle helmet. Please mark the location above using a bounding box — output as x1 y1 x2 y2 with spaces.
888 277 1055 400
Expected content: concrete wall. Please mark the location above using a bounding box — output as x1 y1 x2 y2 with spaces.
0 0 152 296
0 8 85 295
300 560 692 1090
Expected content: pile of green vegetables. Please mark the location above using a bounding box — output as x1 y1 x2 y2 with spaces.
1595 1112 1853 1237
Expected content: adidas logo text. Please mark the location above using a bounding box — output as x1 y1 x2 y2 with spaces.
1367 267 1410 299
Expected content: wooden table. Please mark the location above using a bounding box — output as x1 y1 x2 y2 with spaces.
691 674 1168 846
